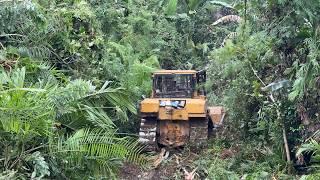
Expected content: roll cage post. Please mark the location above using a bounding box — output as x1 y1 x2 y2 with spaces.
196 70 206 96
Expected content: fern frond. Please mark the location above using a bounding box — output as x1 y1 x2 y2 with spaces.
51 128 145 176
18 46 51 59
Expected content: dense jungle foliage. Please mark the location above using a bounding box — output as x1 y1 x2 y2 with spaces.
0 0 319 179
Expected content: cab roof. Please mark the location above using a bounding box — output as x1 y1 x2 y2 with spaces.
153 70 197 75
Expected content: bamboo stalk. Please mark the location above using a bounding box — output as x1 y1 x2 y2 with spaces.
283 127 291 162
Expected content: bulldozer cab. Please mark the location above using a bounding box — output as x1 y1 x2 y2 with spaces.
152 70 206 98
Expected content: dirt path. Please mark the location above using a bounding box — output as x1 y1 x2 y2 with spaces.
119 149 202 180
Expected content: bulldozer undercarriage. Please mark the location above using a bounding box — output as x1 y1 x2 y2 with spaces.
190 118 208 147
139 118 157 151
139 118 208 151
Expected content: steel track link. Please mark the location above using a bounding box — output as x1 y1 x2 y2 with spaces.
189 118 208 147
138 118 157 151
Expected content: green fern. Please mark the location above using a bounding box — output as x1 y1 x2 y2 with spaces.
297 139 320 157
51 128 145 176
25 151 50 179
0 67 53 137
289 38 320 100
84 104 115 129
18 46 51 59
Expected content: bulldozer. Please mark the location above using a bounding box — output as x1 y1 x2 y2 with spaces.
138 70 225 151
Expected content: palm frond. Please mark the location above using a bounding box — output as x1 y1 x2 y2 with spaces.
165 0 178 15
208 1 234 9
187 0 203 10
84 105 115 129
1 67 26 88
94 84 137 115
0 67 53 136
296 139 320 163
51 128 145 176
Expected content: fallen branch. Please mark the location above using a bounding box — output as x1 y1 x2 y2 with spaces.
152 148 169 168
183 167 197 180
0 42 5 49
212 15 241 26
0 34 26 38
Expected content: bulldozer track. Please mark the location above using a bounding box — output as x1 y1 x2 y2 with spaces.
189 118 208 147
138 118 157 151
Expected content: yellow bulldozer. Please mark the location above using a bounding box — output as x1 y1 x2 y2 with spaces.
138 70 225 151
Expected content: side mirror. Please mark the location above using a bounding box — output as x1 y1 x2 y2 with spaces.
141 95 146 99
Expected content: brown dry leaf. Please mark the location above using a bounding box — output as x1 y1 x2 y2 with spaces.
174 154 180 165
183 167 197 180
220 148 235 159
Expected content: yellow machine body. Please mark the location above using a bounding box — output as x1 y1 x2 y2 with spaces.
140 98 207 120
138 70 225 149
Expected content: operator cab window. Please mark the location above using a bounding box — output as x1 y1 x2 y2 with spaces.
154 74 194 98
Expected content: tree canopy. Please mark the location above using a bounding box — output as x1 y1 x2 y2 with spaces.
0 0 319 179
